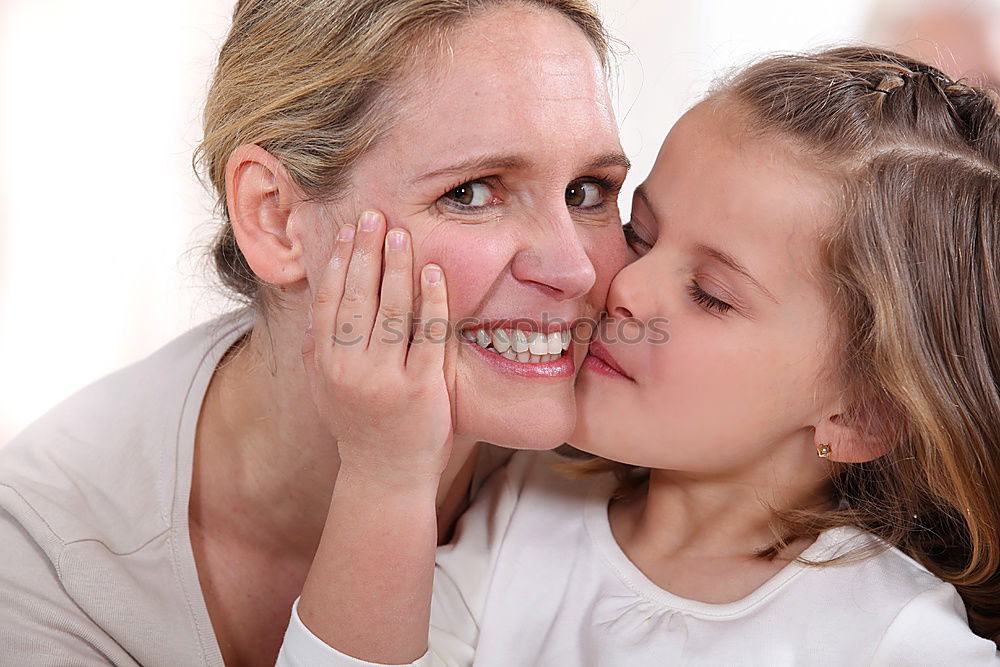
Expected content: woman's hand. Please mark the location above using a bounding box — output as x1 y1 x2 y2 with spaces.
302 209 455 487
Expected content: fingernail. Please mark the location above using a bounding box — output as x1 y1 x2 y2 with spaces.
387 229 407 250
424 264 442 285
306 306 313 332
338 225 355 242
361 211 379 232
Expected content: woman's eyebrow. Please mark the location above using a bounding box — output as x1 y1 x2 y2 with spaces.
587 152 631 173
412 151 630 185
412 155 530 184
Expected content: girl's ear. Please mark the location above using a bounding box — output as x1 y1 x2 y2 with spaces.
225 144 308 286
814 408 894 464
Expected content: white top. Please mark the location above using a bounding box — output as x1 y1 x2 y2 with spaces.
281 451 1000 666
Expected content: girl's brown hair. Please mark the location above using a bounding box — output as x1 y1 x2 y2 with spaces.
580 46 1000 643
195 0 610 309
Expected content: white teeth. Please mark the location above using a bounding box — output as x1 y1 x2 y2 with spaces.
476 329 490 348
513 330 529 354
546 332 562 355
462 327 569 363
528 332 548 356
492 328 511 354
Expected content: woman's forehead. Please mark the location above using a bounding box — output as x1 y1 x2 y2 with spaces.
383 8 619 168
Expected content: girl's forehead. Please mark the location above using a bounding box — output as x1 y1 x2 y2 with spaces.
639 105 837 296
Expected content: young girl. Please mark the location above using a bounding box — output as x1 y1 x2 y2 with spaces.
283 47 1000 665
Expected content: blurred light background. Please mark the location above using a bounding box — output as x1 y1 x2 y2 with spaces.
2 0 998 443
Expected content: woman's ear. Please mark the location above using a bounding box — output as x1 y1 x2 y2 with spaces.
225 144 308 286
813 407 894 464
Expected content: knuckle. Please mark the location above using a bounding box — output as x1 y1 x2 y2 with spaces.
423 319 450 341
423 286 447 305
340 285 367 306
313 286 340 307
378 302 408 322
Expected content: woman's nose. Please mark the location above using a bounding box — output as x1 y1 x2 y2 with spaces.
510 218 596 300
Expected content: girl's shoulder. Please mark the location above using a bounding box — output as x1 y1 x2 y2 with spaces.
799 526 999 663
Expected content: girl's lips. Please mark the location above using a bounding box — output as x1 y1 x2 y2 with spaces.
583 340 634 381
461 337 575 379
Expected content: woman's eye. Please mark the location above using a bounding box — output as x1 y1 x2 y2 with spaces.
565 181 603 208
444 181 492 208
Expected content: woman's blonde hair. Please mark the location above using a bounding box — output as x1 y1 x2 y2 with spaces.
577 46 1000 643
194 0 610 308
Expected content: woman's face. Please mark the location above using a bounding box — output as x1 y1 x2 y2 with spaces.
571 102 841 483
313 7 629 449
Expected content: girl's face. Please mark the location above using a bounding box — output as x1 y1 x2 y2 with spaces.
305 8 629 450
572 102 843 483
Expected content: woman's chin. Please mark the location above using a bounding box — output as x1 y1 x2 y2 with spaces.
457 406 576 452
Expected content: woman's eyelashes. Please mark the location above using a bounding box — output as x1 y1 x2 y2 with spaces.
436 176 619 217
440 179 501 212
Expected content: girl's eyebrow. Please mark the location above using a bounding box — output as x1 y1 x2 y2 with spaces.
696 244 779 304
412 151 631 185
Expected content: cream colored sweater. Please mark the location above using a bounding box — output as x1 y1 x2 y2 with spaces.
0 309 255 665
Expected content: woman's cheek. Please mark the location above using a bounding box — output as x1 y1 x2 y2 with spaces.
413 225 519 311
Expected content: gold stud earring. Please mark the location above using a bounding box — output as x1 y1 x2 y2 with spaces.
817 443 832 459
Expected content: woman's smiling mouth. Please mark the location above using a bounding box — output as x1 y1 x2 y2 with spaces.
459 321 577 378
460 326 571 363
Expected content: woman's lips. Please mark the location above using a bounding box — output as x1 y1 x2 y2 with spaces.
461 337 575 378
582 339 634 381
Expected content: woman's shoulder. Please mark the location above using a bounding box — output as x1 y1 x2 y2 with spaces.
0 307 254 552
0 308 253 666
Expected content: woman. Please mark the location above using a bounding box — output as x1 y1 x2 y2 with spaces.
0 1 628 664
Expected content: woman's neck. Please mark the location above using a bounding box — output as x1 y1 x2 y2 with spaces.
191 314 481 561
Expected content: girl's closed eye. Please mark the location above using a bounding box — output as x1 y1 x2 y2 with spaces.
688 281 733 315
